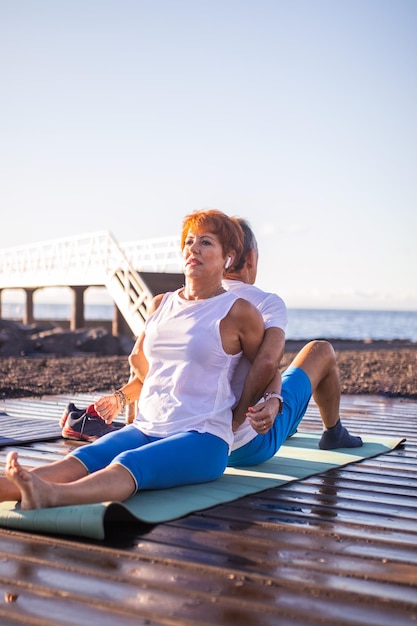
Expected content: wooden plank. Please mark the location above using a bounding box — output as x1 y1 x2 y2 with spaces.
0 395 416 625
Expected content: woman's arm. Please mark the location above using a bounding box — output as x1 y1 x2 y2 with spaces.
95 335 149 424
94 368 144 424
95 293 166 423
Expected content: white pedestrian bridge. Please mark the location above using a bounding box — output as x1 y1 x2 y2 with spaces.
0 231 184 336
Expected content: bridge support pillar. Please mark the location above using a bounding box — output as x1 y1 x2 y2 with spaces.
70 286 87 330
112 305 133 337
24 288 37 325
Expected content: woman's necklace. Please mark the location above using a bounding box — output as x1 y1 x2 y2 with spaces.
181 286 225 300
208 286 225 298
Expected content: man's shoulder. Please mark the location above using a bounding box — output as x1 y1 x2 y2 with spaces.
224 279 281 304
224 279 287 329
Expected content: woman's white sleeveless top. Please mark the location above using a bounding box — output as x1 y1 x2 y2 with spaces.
133 289 242 448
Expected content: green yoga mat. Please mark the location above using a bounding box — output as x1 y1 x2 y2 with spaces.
0 432 404 540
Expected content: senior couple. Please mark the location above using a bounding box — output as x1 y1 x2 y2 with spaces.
2 209 361 510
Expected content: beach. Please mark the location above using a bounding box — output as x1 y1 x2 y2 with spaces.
284 340 417 398
0 339 416 400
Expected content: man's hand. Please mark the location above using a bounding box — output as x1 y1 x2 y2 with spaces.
234 397 280 434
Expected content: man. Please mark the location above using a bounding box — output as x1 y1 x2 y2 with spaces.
225 218 362 467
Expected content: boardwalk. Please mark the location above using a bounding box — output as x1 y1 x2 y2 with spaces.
0 393 416 625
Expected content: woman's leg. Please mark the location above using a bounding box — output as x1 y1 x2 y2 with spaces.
5 431 229 509
0 456 86 503
6 452 135 510
0 425 149 504
70 424 150 474
115 431 229 491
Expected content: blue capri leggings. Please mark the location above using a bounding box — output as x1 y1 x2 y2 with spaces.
228 366 312 467
70 427 229 493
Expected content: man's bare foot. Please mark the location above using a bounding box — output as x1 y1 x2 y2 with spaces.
5 451 56 510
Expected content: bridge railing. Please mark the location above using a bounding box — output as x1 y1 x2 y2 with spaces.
0 232 182 288
122 236 182 272
0 231 181 335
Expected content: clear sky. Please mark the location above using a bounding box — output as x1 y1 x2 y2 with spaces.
1 0 416 310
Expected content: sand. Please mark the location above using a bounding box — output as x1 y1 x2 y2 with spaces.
0 339 416 400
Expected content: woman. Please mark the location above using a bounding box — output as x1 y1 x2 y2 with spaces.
3 210 267 510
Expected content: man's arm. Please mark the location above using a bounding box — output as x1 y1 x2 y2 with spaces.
232 326 285 431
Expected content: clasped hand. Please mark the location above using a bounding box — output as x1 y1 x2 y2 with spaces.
94 395 120 425
233 397 279 435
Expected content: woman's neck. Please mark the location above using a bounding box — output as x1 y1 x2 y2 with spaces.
181 282 225 301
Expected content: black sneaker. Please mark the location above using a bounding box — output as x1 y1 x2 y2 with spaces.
61 403 118 442
59 402 85 428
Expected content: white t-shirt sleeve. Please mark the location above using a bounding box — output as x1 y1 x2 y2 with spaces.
260 293 288 331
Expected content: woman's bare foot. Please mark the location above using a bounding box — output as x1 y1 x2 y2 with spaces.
5 452 56 510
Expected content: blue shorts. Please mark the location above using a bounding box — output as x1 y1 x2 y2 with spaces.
70 427 229 493
228 366 312 467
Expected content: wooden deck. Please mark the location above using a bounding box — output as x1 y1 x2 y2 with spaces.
0 394 416 625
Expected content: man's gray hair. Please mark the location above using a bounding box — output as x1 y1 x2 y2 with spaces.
234 218 258 272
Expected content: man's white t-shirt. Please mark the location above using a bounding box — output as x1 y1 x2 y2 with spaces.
223 279 287 449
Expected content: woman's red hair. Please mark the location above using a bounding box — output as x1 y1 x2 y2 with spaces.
181 209 244 262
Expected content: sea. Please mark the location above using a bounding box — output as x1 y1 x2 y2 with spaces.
2 303 417 342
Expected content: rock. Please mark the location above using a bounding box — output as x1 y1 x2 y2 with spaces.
0 319 134 357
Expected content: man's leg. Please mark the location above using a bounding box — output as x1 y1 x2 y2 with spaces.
291 340 362 449
229 366 312 467
290 340 340 427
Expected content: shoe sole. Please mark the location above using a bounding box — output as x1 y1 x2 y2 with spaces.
61 426 99 443
59 407 70 428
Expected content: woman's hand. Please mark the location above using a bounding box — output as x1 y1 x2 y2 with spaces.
246 397 280 434
94 395 120 425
